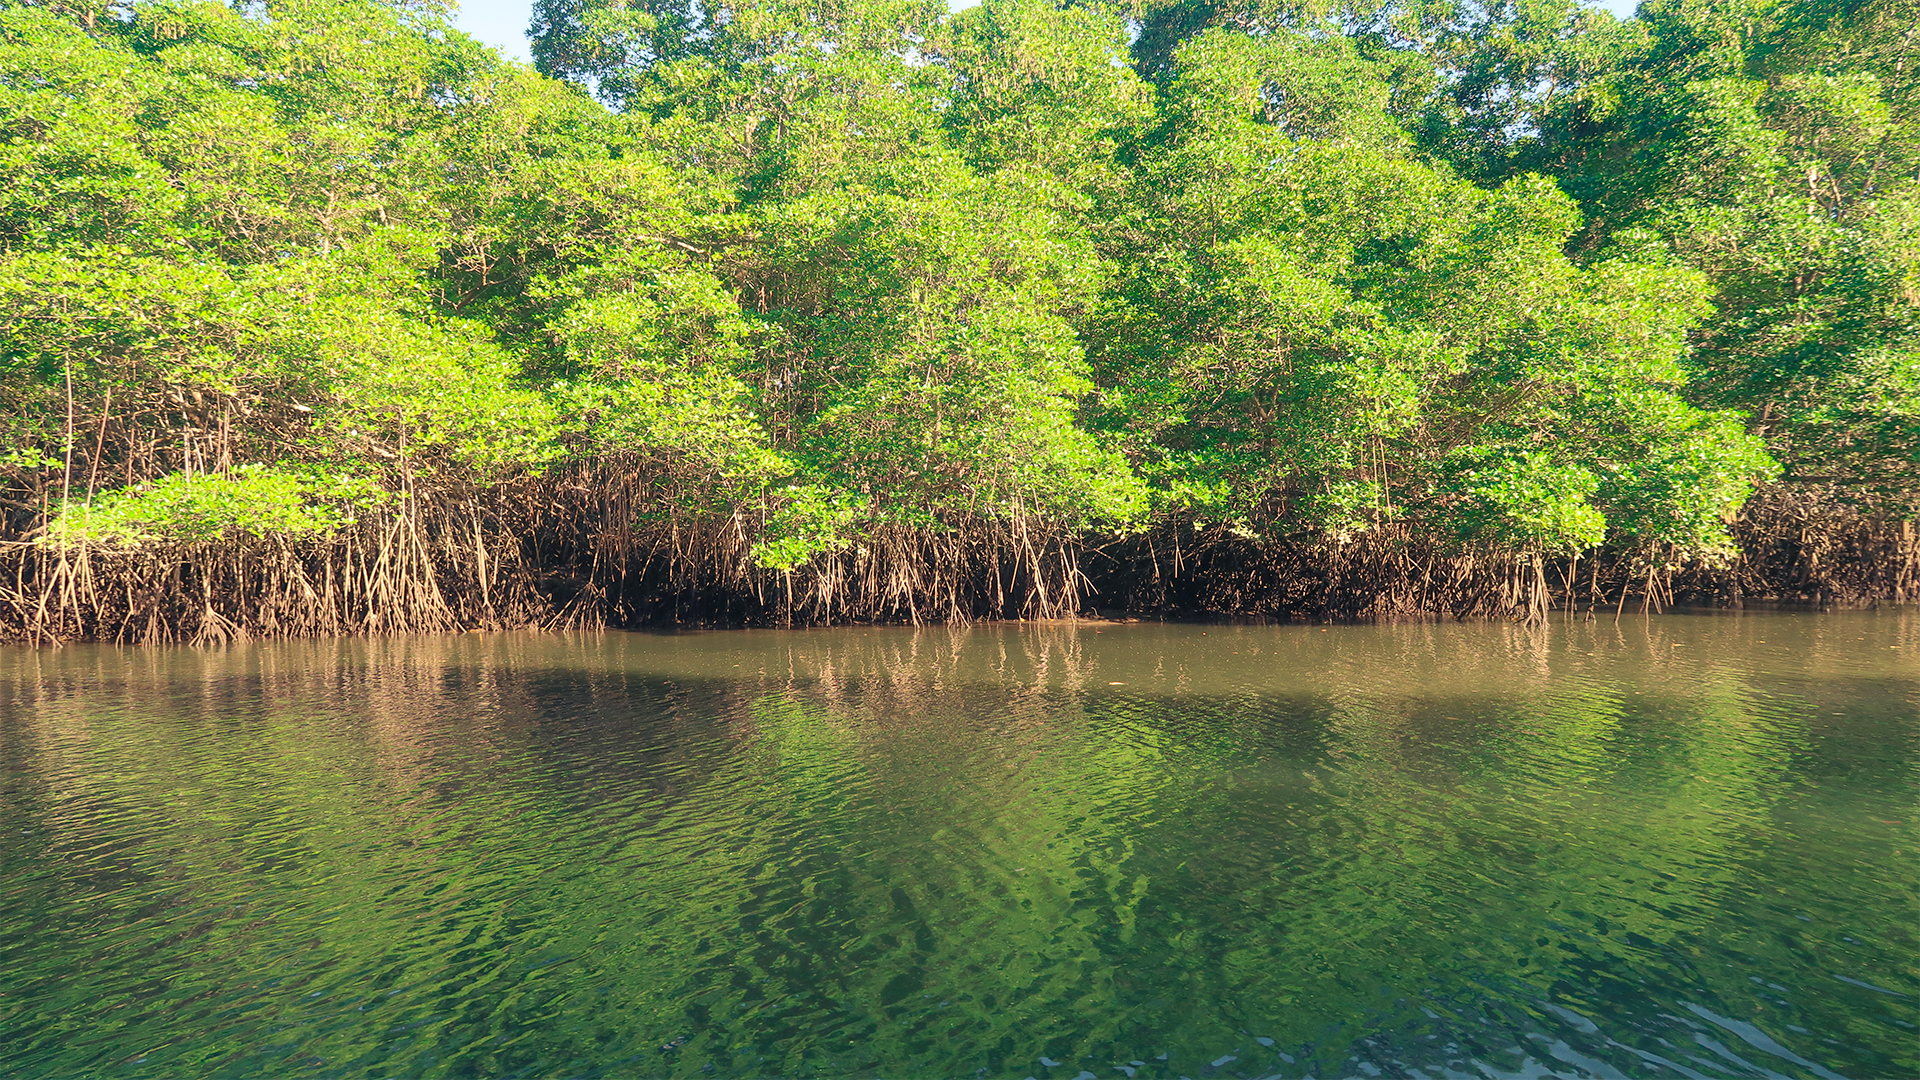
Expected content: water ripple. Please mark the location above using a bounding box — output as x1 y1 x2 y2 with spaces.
0 612 1913 1077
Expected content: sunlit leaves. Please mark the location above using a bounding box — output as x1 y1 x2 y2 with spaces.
6 0 1869 580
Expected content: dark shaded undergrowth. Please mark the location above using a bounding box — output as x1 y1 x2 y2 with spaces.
6 487 1910 646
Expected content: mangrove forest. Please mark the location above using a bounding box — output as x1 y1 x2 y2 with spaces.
2 0 1916 642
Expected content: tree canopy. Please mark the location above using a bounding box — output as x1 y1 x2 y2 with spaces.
1 0 1912 630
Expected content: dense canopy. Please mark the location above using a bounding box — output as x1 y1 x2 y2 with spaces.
1 0 1914 638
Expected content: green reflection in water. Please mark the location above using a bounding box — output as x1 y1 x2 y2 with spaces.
0 612 1914 1078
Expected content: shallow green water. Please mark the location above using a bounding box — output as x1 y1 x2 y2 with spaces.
0 612 1915 1079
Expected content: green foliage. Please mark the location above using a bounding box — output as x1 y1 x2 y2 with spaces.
751 485 869 570
5 0 1900 593
1451 450 1609 551
1487 0 1920 511
1089 30 1770 555
44 465 390 546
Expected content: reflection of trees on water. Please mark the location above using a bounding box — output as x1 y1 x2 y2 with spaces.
0 613 1912 1076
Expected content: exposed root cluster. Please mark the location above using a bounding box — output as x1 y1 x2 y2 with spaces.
4 480 1911 645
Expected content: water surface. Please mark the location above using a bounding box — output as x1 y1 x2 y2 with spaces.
1 612 1915 1078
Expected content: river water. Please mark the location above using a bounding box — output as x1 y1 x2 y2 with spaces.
0 612 1914 1079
